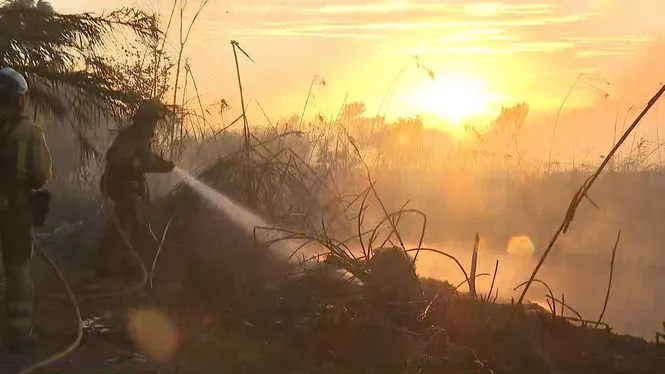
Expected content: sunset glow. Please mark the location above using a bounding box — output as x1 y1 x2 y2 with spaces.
413 75 501 127
49 0 665 160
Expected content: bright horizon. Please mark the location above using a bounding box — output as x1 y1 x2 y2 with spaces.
48 0 665 161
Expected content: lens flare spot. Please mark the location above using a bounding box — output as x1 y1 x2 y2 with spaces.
507 235 535 256
127 309 178 363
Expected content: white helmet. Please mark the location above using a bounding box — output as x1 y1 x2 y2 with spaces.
0 67 28 95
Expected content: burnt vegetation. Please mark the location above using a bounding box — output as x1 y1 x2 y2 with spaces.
1 0 665 373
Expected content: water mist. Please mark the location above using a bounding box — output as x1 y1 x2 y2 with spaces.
173 167 321 262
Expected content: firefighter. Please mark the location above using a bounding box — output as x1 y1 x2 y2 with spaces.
0 67 53 353
95 99 174 280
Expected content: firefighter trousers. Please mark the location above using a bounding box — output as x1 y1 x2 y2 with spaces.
95 197 142 279
0 211 35 342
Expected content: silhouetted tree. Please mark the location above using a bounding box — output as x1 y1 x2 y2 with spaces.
0 0 161 136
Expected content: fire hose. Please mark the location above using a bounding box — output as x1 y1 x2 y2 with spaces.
10 199 163 374
16 237 83 374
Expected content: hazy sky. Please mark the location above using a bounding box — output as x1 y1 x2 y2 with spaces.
49 0 665 135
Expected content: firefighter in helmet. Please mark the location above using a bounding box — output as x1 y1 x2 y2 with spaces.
0 67 53 353
96 99 174 279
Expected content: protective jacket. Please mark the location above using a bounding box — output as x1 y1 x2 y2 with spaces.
0 115 52 351
0 115 51 198
100 127 173 202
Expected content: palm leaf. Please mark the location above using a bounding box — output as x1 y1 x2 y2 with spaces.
0 1 160 120
0 1 168 164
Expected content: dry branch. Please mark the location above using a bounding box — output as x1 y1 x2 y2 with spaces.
511 83 665 324
596 230 621 327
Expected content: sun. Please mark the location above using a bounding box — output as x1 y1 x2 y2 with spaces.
416 76 498 126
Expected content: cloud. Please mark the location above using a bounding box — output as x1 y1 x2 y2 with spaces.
576 50 632 57
387 41 575 55
234 29 387 39
228 0 652 74
389 39 645 59
230 1 582 31
575 49 638 58
236 13 593 36
302 1 556 16
232 1 557 16
511 41 576 51
463 3 555 17
302 2 450 15
565 35 653 58
563 35 652 44
228 1 604 49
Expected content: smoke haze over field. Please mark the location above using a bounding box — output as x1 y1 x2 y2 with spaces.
35 0 665 342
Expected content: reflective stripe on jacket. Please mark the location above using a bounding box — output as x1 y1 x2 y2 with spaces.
0 117 52 204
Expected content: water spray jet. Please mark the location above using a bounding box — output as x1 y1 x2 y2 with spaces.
173 167 321 263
